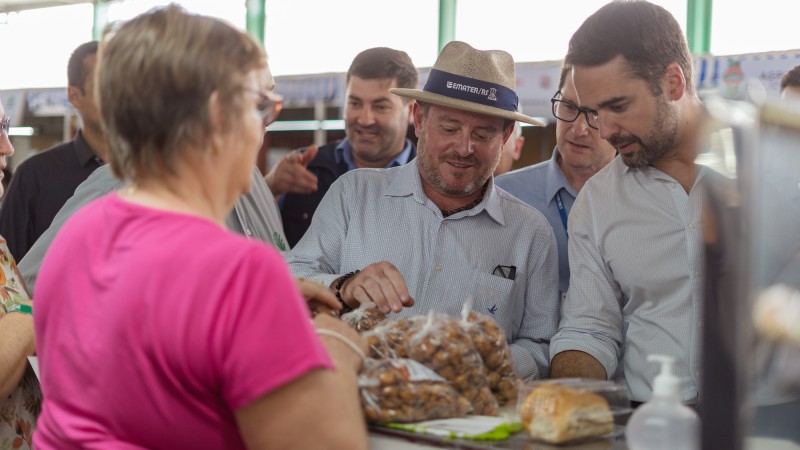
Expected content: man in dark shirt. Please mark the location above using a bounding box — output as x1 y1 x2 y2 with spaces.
264 47 418 247
0 41 108 260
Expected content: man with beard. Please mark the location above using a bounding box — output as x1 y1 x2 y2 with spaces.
496 65 616 297
0 41 108 261
288 41 560 380
549 1 707 407
268 47 418 247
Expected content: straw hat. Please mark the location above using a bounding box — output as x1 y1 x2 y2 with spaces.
390 41 544 126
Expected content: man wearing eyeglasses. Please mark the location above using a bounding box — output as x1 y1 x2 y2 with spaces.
0 42 108 261
496 66 615 297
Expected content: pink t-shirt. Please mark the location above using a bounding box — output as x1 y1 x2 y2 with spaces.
33 193 332 449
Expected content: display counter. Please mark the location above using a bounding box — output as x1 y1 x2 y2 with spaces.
368 427 628 450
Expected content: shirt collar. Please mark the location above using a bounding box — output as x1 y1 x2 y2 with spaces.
73 130 104 167
545 147 578 202
385 160 506 225
334 138 414 171
624 157 708 188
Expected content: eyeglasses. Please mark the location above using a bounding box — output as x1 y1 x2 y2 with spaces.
246 89 283 127
550 92 599 130
0 117 9 136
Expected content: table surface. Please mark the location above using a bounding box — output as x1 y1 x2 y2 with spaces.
368 426 629 450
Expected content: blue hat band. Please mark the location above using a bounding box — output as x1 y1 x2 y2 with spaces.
423 69 519 112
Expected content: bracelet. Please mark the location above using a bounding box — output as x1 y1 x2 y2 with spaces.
5 303 32 316
316 329 366 361
334 270 360 313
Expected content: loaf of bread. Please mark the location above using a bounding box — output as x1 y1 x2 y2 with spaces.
520 384 614 444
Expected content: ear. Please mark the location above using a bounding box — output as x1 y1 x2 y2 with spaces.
664 62 686 101
412 102 424 138
67 86 82 109
501 122 514 145
207 91 226 152
406 100 415 125
513 136 525 161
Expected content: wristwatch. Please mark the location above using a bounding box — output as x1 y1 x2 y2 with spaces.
5 303 32 316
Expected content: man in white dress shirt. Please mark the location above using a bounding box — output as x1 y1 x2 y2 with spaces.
549 1 707 405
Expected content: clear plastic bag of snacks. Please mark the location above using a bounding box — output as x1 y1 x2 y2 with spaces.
359 358 472 423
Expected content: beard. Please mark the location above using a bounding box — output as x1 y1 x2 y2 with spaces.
609 97 679 169
416 132 498 197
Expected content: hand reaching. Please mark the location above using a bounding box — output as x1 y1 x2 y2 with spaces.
264 145 319 197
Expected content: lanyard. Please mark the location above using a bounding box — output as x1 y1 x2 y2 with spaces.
555 191 569 237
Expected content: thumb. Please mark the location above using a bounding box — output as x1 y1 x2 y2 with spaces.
299 144 318 166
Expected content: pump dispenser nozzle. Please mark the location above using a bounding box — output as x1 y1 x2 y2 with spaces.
648 354 680 399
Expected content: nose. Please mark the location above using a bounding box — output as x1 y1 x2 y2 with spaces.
571 112 591 137
597 117 617 141
356 106 375 126
452 133 477 157
0 132 14 161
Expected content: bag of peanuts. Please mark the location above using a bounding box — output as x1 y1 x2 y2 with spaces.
341 301 387 332
404 311 499 416
363 316 421 359
462 311 521 405
359 358 472 423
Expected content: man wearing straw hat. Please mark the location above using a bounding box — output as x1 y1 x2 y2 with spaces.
288 41 560 380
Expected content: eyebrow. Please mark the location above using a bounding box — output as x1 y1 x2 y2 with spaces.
347 95 392 104
597 96 628 109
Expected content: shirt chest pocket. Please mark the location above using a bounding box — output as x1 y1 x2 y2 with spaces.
468 269 516 320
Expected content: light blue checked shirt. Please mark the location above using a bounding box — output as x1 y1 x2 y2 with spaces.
550 156 706 403
496 148 577 296
287 159 560 379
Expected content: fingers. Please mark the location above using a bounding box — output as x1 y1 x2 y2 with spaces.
299 144 318 166
296 277 340 311
266 148 319 196
343 262 413 315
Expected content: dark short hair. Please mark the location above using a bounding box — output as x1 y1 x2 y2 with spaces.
67 41 98 91
346 47 418 95
780 65 800 92
565 0 694 96
558 64 571 91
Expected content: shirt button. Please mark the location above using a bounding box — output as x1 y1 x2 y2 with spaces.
695 271 703 278
302 213 309 220
435 264 442 272
689 223 697 229
245 229 253 236
669 182 677 188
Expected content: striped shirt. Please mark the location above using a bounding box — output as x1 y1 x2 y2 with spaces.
496 147 577 296
287 159 560 379
550 156 706 403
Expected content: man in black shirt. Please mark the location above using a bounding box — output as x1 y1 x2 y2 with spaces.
0 41 108 260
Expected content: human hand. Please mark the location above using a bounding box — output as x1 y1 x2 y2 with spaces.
337 261 415 315
313 313 367 372
296 277 341 316
264 145 319 197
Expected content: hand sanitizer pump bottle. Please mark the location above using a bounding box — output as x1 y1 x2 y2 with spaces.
626 355 700 450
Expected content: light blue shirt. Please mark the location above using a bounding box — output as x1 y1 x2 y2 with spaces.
287 160 560 380
550 157 706 403
495 148 577 296
19 165 287 294
334 138 415 171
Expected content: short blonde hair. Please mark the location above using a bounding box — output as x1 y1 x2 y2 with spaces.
98 4 266 180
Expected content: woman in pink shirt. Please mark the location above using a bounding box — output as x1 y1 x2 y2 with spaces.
33 5 367 449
